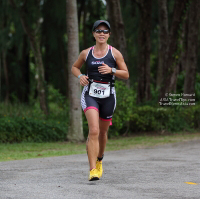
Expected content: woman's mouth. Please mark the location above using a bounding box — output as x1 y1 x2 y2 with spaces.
99 37 105 40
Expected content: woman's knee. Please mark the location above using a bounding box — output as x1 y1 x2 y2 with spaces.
89 126 99 138
99 130 108 137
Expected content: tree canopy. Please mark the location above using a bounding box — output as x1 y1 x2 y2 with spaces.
0 0 199 105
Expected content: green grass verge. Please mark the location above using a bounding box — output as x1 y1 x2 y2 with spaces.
0 133 200 162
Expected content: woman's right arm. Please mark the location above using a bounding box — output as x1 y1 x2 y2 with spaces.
71 49 89 86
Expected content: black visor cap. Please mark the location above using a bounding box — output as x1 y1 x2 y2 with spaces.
92 20 111 31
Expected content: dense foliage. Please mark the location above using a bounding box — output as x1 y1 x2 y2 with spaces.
0 82 199 143
1 0 199 102
0 0 199 142
0 117 67 143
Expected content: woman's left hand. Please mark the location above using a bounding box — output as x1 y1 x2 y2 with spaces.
98 63 112 74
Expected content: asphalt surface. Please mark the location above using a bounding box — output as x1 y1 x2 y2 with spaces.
0 140 200 199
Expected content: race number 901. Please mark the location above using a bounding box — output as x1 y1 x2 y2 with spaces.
94 89 104 95
89 82 110 98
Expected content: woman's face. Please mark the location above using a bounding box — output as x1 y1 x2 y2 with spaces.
93 24 110 44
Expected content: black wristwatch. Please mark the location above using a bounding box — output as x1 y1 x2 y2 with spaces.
111 68 116 75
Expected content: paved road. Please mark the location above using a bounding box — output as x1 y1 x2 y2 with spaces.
0 140 200 199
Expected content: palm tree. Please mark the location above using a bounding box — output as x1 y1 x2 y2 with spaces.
9 0 48 114
184 0 200 97
66 0 84 142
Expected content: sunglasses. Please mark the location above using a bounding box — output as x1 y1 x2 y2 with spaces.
94 29 110 34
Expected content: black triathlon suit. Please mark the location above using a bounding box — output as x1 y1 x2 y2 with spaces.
81 45 117 121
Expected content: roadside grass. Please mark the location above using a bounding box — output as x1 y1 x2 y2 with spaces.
0 132 200 162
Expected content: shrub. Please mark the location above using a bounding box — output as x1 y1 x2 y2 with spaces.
0 116 67 143
109 81 136 136
130 106 174 132
0 86 69 143
0 82 199 143
129 104 200 133
82 81 136 137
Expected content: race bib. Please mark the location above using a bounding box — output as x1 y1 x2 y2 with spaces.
89 82 110 98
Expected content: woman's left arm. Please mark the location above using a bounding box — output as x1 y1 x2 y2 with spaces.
112 48 129 80
98 48 129 79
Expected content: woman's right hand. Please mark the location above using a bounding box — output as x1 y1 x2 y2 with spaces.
80 75 89 86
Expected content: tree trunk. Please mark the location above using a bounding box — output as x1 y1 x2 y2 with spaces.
59 39 68 97
30 35 48 115
106 0 129 87
168 64 178 92
66 0 84 142
183 0 200 98
21 34 30 103
169 12 189 93
9 0 48 115
180 19 189 72
83 1 87 50
1 5 9 103
159 0 189 99
106 0 128 63
157 0 168 89
2 51 9 103
137 0 152 103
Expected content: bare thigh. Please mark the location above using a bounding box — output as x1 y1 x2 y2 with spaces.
85 109 99 138
99 119 110 134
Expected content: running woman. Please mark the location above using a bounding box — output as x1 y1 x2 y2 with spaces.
71 20 129 181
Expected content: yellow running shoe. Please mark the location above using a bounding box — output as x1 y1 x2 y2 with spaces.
89 168 99 181
96 160 103 178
